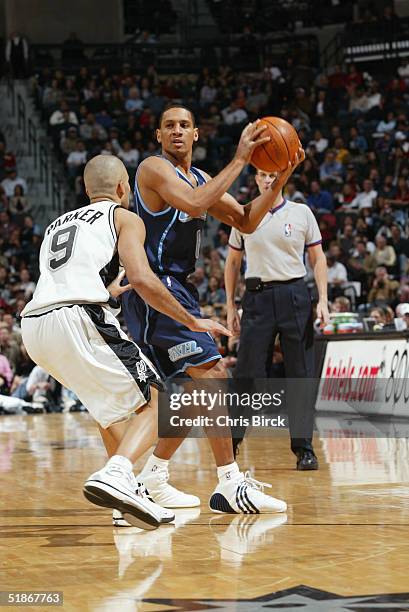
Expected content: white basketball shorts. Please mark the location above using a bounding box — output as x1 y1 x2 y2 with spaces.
21 304 162 428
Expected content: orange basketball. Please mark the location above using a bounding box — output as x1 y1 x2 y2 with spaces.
250 116 300 173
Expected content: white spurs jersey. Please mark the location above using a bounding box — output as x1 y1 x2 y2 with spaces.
22 201 120 316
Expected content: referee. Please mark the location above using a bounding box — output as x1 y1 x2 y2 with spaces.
225 169 329 470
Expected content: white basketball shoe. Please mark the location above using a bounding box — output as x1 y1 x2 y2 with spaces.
113 500 175 528
209 470 287 514
135 463 200 509
83 455 167 530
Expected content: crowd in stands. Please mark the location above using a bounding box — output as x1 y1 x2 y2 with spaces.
32 52 409 339
0 130 47 410
2 15 409 411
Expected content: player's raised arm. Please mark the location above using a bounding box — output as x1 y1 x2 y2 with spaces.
140 121 270 216
207 147 305 233
115 208 231 337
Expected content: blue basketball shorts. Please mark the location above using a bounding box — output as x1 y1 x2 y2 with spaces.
121 275 221 380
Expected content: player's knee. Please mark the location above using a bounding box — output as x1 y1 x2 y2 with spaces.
187 359 228 379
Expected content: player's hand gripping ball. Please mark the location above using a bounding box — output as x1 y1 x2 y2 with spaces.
251 116 301 172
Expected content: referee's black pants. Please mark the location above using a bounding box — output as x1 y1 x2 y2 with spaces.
233 277 315 455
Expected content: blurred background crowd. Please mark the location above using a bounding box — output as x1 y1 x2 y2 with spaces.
1 0 409 412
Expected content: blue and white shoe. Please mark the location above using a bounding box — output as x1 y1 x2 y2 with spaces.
209 471 287 514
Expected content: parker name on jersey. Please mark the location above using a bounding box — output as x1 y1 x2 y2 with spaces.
22 201 119 317
46 207 105 234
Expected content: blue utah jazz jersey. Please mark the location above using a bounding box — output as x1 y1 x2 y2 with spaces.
134 156 207 278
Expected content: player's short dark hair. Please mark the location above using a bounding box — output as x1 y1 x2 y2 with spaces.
158 104 196 128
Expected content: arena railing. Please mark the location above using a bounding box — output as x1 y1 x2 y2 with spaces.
6 79 63 219
30 36 319 74
321 31 344 70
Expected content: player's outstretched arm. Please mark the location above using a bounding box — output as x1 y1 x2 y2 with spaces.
140 121 270 216
207 148 305 233
115 209 231 337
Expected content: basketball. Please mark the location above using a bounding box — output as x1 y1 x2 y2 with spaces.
250 116 300 173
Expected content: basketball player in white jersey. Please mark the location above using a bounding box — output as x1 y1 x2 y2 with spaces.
21 155 230 530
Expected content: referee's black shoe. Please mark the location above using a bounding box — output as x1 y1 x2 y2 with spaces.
296 450 319 471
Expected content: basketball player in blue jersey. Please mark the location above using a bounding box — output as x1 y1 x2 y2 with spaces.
113 105 304 518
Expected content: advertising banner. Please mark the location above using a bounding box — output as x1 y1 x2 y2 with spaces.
316 337 409 417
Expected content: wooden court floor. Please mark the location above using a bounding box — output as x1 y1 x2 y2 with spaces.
1 413 409 611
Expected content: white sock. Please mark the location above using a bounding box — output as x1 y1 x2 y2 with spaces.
107 455 133 473
217 462 240 482
140 453 169 475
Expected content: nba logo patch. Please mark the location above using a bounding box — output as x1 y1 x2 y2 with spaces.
284 223 292 237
